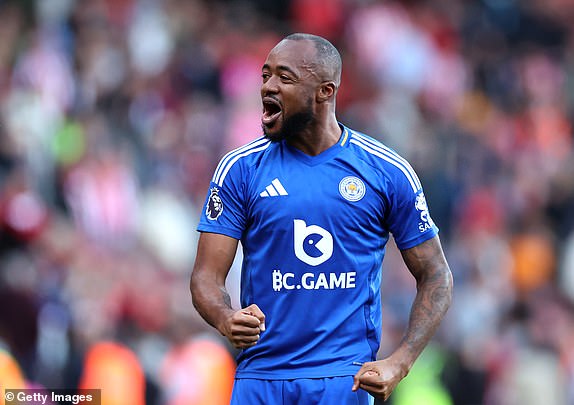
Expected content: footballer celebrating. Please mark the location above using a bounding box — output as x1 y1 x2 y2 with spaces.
190 33 453 404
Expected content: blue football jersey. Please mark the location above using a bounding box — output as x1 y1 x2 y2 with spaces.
197 124 438 379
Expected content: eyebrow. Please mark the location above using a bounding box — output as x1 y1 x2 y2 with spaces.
262 64 298 78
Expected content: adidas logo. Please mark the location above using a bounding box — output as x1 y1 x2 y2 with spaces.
260 178 288 197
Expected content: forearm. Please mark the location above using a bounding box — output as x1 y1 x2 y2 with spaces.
190 264 266 349
190 270 235 335
394 236 453 372
190 232 239 335
353 260 452 400
395 266 452 368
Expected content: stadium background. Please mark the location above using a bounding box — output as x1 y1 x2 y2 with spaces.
0 0 573 404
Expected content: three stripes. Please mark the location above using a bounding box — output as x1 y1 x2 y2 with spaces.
349 131 421 193
212 137 271 187
260 178 288 197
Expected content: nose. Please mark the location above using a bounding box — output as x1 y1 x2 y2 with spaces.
261 75 279 96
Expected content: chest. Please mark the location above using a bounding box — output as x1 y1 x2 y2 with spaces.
245 159 387 233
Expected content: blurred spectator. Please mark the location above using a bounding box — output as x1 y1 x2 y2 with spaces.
0 347 27 405
159 337 235 405
79 341 145 405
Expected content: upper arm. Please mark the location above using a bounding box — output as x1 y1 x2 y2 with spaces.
400 235 452 287
191 232 239 288
382 161 438 250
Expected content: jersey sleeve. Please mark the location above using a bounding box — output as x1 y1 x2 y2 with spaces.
385 166 439 250
197 160 247 240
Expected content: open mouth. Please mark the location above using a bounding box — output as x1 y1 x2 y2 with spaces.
262 97 282 127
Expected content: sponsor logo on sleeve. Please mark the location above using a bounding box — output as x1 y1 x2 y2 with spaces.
415 192 434 232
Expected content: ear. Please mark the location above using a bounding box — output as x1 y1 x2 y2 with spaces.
316 81 336 103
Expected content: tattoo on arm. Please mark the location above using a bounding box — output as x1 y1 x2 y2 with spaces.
400 236 453 359
221 287 232 308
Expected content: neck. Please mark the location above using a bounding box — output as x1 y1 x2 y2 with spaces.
287 115 341 156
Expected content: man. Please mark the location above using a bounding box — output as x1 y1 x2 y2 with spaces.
190 33 453 404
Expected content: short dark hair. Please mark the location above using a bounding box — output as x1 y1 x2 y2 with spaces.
283 33 342 85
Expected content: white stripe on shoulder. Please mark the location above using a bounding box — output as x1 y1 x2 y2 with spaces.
351 132 422 189
215 141 271 186
351 132 422 190
350 135 419 193
213 137 270 185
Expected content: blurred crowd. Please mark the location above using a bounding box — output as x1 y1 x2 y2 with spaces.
0 0 573 404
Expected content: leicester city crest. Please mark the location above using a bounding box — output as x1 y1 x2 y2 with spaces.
339 176 366 202
206 187 224 220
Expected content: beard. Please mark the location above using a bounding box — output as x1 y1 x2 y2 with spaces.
263 97 315 142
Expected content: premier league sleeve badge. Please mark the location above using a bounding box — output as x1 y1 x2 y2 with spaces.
206 187 224 220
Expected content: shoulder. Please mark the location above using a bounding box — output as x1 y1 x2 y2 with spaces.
345 128 422 194
211 137 273 187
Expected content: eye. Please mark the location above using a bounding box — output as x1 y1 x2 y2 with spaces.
262 72 271 82
280 74 292 82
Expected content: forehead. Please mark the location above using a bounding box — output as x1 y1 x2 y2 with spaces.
263 39 317 70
